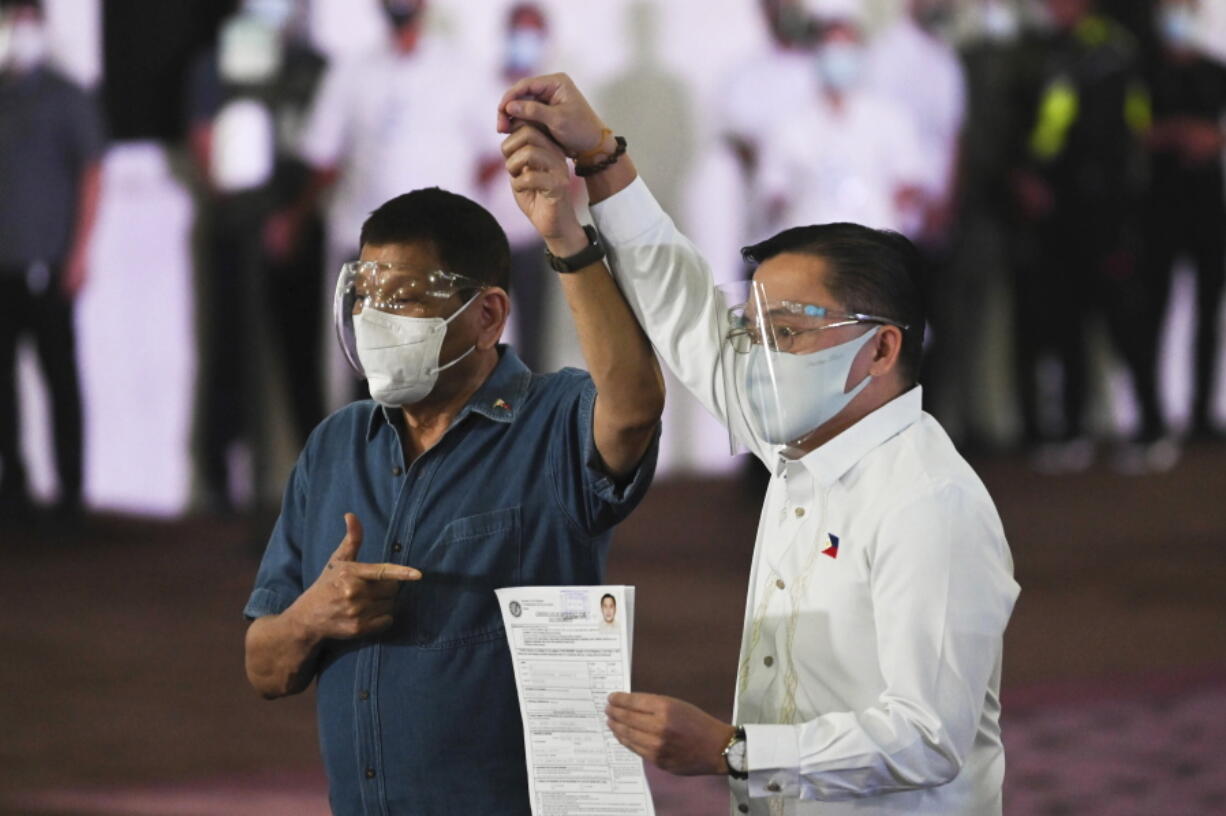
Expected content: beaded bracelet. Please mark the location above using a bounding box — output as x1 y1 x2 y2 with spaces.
575 136 628 177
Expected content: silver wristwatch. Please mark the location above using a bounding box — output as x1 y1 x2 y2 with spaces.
722 726 748 779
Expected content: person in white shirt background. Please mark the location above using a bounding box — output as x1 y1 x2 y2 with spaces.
269 0 484 409
499 73 1019 816
863 0 976 446
864 0 966 249
721 0 819 246
476 2 555 372
756 2 928 239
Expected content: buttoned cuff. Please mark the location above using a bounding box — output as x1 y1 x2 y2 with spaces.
589 176 668 245
743 723 803 798
243 587 295 621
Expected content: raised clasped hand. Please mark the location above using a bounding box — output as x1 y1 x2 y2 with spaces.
497 72 613 160
501 124 586 250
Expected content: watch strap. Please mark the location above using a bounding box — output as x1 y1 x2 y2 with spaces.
545 225 605 273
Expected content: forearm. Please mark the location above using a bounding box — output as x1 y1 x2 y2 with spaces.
589 178 752 448
584 152 638 205
744 705 965 800
549 226 664 478
70 162 102 257
244 606 323 699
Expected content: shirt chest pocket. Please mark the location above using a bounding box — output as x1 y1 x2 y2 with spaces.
413 506 521 648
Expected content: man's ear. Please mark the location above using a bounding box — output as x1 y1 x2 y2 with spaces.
476 288 511 351
867 325 903 378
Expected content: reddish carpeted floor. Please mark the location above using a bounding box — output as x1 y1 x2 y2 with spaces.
3 445 1225 814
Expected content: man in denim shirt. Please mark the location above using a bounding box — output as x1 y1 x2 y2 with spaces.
243 148 664 811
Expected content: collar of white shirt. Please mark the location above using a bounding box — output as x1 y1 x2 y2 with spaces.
777 385 924 488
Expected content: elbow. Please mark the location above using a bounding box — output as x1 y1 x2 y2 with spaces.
923 749 962 788
245 657 288 700
245 663 302 701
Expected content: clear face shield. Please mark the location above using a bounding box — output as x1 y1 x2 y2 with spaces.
717 279 906 453
334 261 486 405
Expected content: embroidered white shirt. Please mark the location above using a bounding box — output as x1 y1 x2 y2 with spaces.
591 177 1019 816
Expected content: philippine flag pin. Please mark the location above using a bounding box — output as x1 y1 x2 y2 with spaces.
821 533 840 559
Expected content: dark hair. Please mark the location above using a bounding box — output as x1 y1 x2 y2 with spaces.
741 223 926 383
508 2 547 29
600 593 616 605
360 187 511 292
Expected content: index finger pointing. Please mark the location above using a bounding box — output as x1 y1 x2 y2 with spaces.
348 562 422 582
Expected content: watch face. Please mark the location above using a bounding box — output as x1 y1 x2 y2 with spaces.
728 739 747 773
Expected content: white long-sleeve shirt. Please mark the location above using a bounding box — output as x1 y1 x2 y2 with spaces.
591 177 1019 816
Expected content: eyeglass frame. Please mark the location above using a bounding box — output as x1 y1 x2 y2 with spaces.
726 300 909 354
340 261 487 317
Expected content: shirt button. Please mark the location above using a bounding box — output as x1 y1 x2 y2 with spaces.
391 542 402 553
358 690 369 701
738 805 749 814
764 656 774 667
365 767 376 779
766 781 781 793
794 507 805 518
775 578 786 590
391 466 403 476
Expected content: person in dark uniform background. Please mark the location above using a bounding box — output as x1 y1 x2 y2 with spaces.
0 0 104 521
186 0 327 514
1142 0 1226 446
1009 0 1152 471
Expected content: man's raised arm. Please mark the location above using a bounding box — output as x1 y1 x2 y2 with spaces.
498 74 762 458
500 115 663 479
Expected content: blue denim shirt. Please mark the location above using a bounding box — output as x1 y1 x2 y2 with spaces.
245 347 658 815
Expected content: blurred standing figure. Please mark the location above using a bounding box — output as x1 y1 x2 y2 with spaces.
1144 0 1226 444
0 0 104 521
1010 0 1151 471
864 0 966 244
187 0 327 514
476 2 551 371
864 0 970 435
722 0 818 243
758 3 928 236
278 0 482 409
949 0 1027 450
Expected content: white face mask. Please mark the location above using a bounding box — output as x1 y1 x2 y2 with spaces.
505 28 544 75
0 19 47 73
743 327 877 445
816 41 864 92
1159 5 1198 49
353 294 479 407
218 15 283 84
981 0 1021 40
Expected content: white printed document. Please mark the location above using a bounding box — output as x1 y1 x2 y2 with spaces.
497 585 656 816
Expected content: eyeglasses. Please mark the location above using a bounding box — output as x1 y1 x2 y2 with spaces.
726 300 908 354
342 262 485 317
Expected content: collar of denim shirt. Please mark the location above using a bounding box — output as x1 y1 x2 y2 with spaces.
364 344 533 441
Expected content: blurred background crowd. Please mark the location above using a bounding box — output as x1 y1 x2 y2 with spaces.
3 0 1226 524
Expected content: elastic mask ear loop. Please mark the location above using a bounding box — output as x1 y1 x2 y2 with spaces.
433 292 483 374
